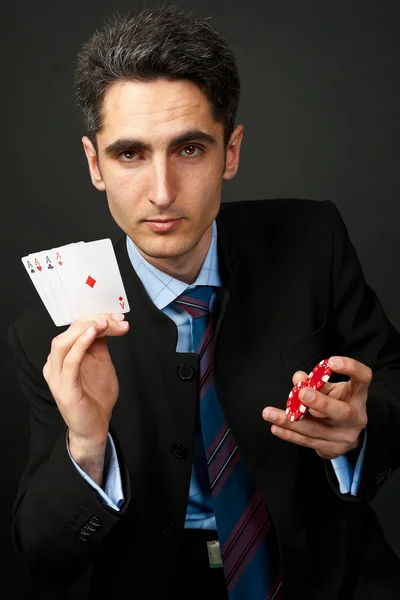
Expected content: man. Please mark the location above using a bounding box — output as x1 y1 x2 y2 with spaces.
8 5 400 600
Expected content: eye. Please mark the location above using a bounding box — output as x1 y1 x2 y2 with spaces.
182 145 202 157
118 145 203 162
120 149 137 161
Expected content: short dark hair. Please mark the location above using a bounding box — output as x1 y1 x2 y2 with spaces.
74 4 241 154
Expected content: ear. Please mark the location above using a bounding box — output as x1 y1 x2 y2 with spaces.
82 136 106 191
222 125 244 181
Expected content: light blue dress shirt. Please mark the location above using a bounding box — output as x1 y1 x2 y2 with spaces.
67 219 367 522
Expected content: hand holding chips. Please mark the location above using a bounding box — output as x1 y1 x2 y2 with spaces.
262 356 370 459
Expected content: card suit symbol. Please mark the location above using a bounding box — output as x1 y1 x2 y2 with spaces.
37 266 42 271
58 261 62 266
86 275 96 288
30 269 35 274
48 265 54 270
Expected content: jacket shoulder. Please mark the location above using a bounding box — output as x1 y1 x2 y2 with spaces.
220 197 338 234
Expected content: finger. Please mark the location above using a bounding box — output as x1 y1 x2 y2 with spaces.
270 424 347 458
262 406 327 436
49 313 127 363
292 369 335 394
263 406 346 445
291 369 334 416
74 313 129 339
292 370 308 385
50 319 108 378
60 321 122 388
298 386 354 422
328 356 373 389
49 318 128 378
307 408 328 419
74 312 126 324
263 400 351 433
292 371 336 394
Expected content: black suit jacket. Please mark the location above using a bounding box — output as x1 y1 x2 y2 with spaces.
8 199 400 599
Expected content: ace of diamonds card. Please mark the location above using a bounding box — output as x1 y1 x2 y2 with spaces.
52 239 130 322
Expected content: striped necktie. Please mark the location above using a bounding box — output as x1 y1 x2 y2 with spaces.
173 285 282 600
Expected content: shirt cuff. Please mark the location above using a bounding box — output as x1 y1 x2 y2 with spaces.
330 428 367 496
66 432 124 511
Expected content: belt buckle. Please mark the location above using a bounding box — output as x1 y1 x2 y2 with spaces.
207 540 223 568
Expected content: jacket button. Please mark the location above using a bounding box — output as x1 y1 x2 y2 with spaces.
178 364 194 380
163 523 176 536
88 516 101 528
172 444 188 459
81 524 92 535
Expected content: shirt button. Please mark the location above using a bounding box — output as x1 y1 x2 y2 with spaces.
172 444 188 459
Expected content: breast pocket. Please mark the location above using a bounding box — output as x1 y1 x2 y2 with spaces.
280 318 332 376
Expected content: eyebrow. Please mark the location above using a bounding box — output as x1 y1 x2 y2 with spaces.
103 128 218 156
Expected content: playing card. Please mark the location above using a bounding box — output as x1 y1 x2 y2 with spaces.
21 241 86 326
31 249 68 326
21 253 63 326
48 242 85 325
52 238 129 322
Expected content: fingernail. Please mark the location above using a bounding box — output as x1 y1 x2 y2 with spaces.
111 313 125 321
329 357 343 369
95 318 107 327
302 388 314 402
266 409 277 420
117 321 129 329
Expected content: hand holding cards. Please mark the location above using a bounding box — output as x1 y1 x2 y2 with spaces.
21 239 130 326
42 315 130 479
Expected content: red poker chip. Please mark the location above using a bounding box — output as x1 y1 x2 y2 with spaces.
307 359 332 391
286 380 309 422
285 359 332 422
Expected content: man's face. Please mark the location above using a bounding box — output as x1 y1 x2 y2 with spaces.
82 78 243 283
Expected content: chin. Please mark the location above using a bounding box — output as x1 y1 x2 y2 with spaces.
135 236 191 259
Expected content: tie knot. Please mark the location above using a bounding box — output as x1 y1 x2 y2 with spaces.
173 285 214 318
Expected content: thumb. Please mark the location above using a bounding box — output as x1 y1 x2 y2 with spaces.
292 370 309 385
291 370 326 419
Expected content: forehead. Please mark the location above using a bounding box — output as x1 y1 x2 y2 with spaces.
99 78 221 144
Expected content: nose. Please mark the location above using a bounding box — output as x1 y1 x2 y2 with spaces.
148 157 177 209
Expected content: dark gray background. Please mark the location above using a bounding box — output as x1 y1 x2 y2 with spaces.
2 0 400 597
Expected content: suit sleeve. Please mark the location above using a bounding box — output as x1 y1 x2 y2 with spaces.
7 322 131 588
322 199 400 503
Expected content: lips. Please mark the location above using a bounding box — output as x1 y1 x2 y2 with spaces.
145 218 183 231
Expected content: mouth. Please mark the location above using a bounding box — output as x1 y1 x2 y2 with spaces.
145 218 181 222
145 218 183 231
